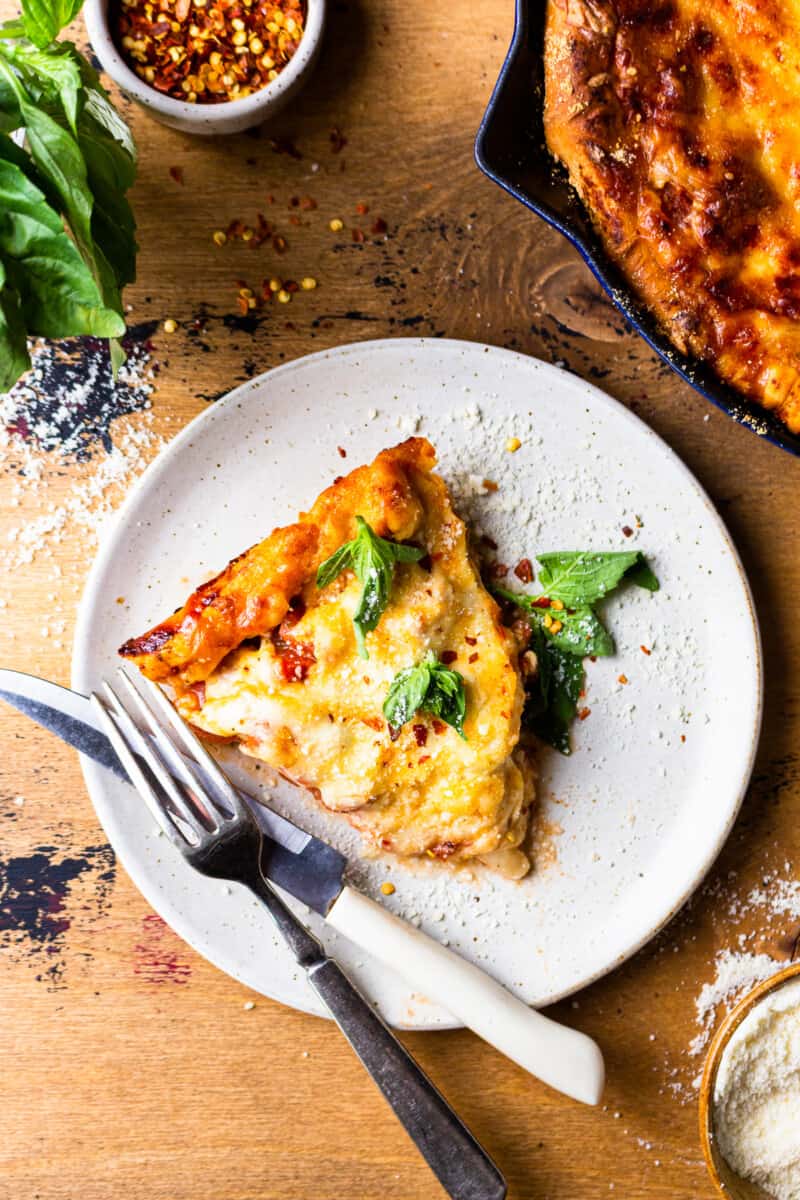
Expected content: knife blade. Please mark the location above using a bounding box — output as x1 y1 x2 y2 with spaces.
0 668 347 915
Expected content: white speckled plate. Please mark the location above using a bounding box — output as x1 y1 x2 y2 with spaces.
72 339 762 1029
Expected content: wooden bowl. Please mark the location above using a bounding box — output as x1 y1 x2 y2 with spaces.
699 962 800 1200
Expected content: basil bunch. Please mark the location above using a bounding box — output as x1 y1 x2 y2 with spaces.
496 550 659 754
0 0 137 391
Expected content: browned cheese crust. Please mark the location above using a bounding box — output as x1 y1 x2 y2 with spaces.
120 438 435 687
544 0 800 431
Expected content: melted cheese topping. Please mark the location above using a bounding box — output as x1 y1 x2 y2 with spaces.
194 563 529 872
544 0 800 431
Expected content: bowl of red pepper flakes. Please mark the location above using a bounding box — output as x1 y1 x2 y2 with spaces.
85 0 324 134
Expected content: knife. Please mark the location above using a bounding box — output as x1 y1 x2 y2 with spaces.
0 667 605 1105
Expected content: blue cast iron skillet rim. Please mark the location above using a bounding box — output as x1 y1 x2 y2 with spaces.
474 0 800 457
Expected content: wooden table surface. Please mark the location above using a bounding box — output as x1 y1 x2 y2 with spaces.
2 2 799 1197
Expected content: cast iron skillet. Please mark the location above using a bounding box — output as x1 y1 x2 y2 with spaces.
474 0 800 457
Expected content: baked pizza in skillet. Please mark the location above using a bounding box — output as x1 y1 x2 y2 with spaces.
544 0 800 432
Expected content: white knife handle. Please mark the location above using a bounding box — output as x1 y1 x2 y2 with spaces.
326 885 605 1106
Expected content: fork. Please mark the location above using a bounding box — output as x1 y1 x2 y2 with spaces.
91 667 507 1200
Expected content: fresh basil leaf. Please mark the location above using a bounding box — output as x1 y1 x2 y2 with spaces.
383 660 431 731
0 259 30 390
76 66 137 164
1 39 81 130
383 651 467 739
0 19 27 37
492 584 613 657
537 551 659 605
0 64 21 134
545 606 614 657
316 540 354 589
526 644 584 755
21 0 83 50
316 516 424 659
77 108 137 286
109 335 126 376
0 155 123 337
624 557 660 592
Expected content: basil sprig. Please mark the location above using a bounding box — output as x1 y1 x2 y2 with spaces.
0 1 137 391
383 651 467 740
496 549 659 755
316 516 424 659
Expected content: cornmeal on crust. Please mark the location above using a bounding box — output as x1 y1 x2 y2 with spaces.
121 439 534 877
544 0 800 431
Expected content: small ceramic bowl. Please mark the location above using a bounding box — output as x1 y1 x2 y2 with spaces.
699 961 800 1200
84 0 325 135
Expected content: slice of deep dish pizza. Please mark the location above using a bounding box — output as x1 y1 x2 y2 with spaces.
120 438 535 878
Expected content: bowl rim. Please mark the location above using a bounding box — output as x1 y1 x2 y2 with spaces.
698 960 800 1199
474 0 800 458
84 0 324 123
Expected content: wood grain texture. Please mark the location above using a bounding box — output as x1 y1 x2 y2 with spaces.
1 1 799 1197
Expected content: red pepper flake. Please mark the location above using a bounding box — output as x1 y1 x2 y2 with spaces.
464 635 477 646
531 596 552 609
289 215 301 226
169 165 184 185
622 525 634 538
468 652 479 664
352 228 365 243
514 557 534 584
371 217 388 235
269 138 302 159
300 196 317 210
273 234 287 254
418 755 431 764
488 562 509 579
618 674 629 685
640 644 651 655
355 201 369 215
483 479 499 492
113 0 306 105
680 734 686 743
272 634 316 682
578 707 591 721
412 724 428 747
330 126 347 153
337 446 347 458
440 650 457 664
431 719 446 735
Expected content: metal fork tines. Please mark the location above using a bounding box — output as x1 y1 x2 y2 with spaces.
90 666 507 1200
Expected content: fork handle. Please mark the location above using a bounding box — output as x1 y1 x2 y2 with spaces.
247 873 506 1200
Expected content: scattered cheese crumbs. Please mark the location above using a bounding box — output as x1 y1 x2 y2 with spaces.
0 337 163 570
243 1000 255 1011
163 318 177 334
329 218 343 232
